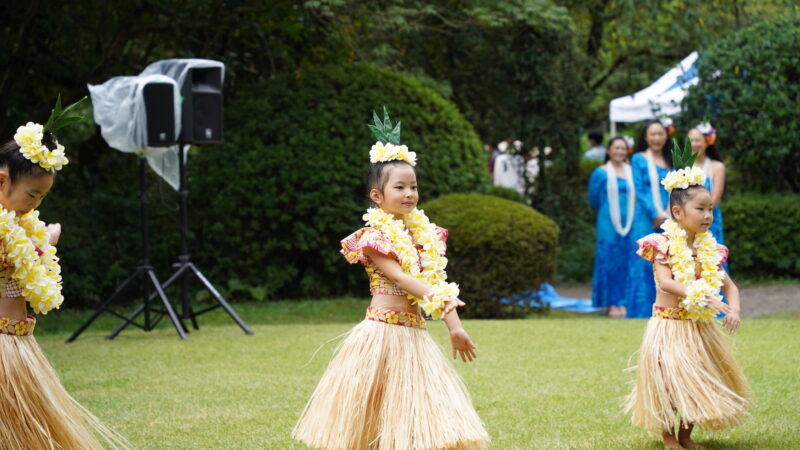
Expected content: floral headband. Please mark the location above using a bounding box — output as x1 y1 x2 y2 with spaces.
661 139 706 192
12 95 86 172
368 107 416 166
695 122 717 146
659 116 676 136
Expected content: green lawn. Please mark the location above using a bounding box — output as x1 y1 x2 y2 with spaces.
35 299 800 449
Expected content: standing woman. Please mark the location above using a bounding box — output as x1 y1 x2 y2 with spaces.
588 137 636 318
625 120 674 318
688 123 726 245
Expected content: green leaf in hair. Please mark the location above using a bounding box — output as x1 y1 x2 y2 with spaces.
670 137 698 170
43 94 88 134
367 106 402 144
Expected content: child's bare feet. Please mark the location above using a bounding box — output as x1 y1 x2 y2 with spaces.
662 431 683 449
678 423 703 448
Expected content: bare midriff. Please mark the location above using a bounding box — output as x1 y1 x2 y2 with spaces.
370 294 421 315
654 292 682 309
0 297 27 320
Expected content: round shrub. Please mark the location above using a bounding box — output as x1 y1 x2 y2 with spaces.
421 193 559 318
188 63 487 299
725 193 800 278
682 13 800 192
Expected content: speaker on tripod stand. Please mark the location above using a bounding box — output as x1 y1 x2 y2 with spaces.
105 60 252 339
68 76 189 342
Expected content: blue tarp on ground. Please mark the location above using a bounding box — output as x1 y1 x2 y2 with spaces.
498 283 603 314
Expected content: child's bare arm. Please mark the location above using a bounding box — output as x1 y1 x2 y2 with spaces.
653 261 688 297
364 248 440 300
721 275 741 334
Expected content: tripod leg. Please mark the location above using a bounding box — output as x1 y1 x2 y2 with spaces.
180 269 200 330
106 303 147 340
188 263 253 335
66 269 141 343
147 269 188 339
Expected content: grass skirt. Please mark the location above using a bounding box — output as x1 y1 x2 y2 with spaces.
293 314 489 449
0 318 130 450
626 307 751 432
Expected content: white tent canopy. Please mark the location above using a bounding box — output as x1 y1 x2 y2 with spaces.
609 51 699 134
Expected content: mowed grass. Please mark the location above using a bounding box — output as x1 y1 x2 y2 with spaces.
34 299 800 449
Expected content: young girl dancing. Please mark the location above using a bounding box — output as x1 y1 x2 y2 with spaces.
0 97 130 449
626 143 751 449
292 109 489 449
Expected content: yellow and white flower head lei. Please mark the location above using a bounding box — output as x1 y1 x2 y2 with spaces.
660 140 724 321
364 107 457 319
2 95 85 314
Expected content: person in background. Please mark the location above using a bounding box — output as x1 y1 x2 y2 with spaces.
583 128 606 160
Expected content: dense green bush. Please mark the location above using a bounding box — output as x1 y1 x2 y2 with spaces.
187 63 487 299
682 13 800 192
422 193 559 318
725 193 800 277
477 185 526 204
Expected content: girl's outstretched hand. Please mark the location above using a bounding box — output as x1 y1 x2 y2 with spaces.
443 298 465 316
706 297 730 315
723 311 741 334
46 223 62 246
450 328 477 363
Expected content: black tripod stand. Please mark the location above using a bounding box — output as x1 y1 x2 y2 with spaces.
67 158 187 342
106 143 253 339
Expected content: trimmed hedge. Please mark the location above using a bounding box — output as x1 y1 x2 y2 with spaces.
422 193 559 318
187 63 487 299
725 193 800 277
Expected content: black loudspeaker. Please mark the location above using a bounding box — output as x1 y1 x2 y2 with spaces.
142 82 177 147
180 67 223 144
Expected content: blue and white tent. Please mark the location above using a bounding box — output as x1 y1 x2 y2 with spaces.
609 52 699 134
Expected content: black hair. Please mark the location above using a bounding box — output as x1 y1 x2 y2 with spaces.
634 120 674 168
0 132 57 182
366 160 415 200
603 136 629 163
587 128 603 145
687 128 722 162
669 184 710 211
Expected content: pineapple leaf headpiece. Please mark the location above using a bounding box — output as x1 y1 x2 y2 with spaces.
670 137 698 170
368 106 402 145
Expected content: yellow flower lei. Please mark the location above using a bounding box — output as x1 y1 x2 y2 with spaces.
0 208 63 314
662 218 725 321
13 122 69 172
363 207 458 319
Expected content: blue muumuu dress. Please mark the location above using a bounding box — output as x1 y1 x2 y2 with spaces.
588 166 635 308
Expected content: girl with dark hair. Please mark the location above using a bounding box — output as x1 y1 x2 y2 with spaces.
688 124 726 246
625 120 674 318
588 137 635 318
0 100 130 449
293 109 489 449
626 144 750 449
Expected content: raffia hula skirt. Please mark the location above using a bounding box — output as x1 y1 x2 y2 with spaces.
626 306 751 432
292 306 489 450
0 316 130 450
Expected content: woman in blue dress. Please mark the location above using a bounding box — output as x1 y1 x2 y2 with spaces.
625 120 674 318
687 125 726 245
588 137 636 318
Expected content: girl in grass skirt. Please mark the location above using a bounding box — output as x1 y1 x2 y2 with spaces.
626 144 750 449
292 109 489 449
0 99 130 449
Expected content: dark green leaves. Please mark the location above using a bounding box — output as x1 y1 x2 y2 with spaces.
670 137 698 170
43 94 88 133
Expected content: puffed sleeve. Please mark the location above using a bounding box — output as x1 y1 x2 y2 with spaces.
340 227 400 265
436 226 449 253
587 166 605 209
718 244 729 268
636 233 670 265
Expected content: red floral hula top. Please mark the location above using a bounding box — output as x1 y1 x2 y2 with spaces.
340 226 448 297
636 233 729 293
